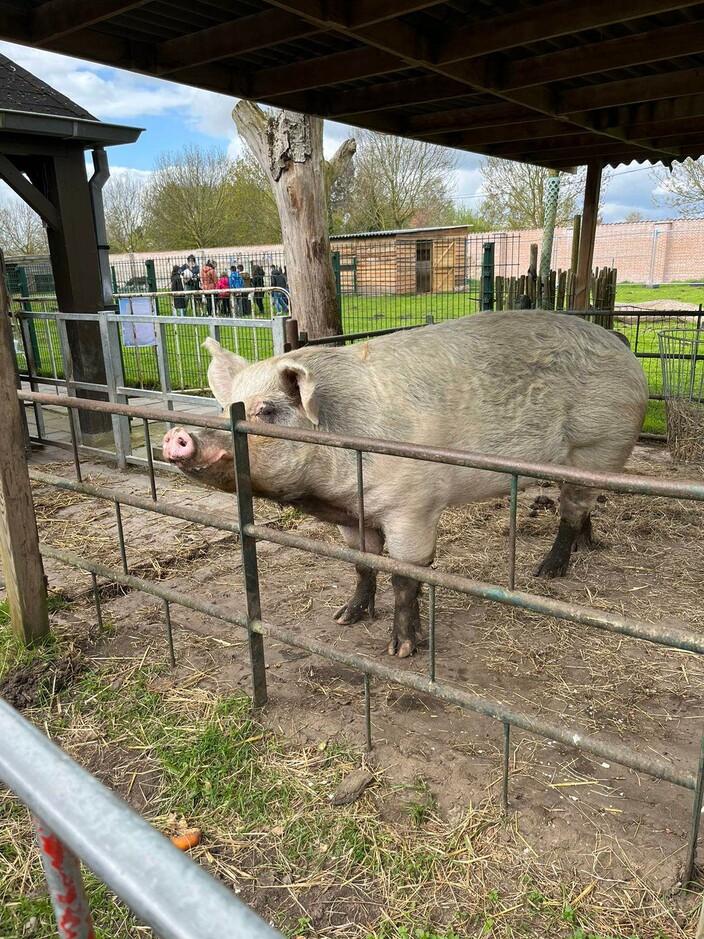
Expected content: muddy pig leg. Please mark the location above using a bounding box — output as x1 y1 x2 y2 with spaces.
334 526 384 625
535 484 597 578
384 511 439 659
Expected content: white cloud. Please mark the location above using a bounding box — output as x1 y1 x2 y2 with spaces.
0 40 239 137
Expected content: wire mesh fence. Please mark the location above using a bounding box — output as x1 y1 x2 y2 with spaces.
658 326 704 463
3 233 523 334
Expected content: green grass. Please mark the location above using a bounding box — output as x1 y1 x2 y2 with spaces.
1 631 691 938
615 282 704 307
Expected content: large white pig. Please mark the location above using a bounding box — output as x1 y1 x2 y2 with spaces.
162 312 649 658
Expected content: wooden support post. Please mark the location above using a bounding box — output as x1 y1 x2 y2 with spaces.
574 162 602 310
570 214 581 276
26 150 112 438
0 250 49 645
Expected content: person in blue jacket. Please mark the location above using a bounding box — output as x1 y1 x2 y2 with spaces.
229 264 244 316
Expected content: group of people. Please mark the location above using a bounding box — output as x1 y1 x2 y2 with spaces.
169 254 289 318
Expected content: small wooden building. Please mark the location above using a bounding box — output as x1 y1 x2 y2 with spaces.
330 226 470 296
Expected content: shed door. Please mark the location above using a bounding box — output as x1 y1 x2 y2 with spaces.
415 240 432 293
432 240 455 293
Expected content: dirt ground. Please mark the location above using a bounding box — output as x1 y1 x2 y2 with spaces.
5 443 704 935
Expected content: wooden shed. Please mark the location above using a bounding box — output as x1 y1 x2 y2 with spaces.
331 226 469 296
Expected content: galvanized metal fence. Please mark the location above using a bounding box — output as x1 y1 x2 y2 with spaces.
0 697 284 939
15 389 704 885
12 305 704 470
10 306 288 469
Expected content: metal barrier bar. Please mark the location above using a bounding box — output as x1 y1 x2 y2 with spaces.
246 524 704 655
356 450 366 552
508 474 518 590
0 699 284 939
28 463 704 658
28 470 242 536
36 543 697 793
17 391 704 501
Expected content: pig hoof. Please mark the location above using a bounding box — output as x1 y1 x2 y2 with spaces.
387 638 397 656
571 531 594 553
397 640 414 659
534 554 570 578
334 602 368 625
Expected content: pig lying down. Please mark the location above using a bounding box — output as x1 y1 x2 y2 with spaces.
162 312 649 659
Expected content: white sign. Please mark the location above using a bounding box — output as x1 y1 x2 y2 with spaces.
119 297 157 348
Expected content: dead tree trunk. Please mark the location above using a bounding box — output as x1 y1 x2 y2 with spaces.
233 103 353 338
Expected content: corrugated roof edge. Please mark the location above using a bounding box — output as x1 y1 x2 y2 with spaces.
331 225 471 239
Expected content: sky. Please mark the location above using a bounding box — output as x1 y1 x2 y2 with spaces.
0 39 679 224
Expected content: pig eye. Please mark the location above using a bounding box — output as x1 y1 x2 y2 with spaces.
254 401 276 421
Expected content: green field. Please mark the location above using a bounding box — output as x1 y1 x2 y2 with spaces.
616 282 704 306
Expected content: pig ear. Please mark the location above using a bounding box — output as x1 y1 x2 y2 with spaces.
202 338 247 406
278 360 319 426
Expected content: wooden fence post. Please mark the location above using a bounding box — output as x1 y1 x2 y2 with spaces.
0 249 49 645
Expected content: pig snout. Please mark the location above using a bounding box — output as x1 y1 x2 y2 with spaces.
162 427 195 463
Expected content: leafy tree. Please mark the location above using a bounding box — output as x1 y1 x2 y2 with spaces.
652 157 704 216
478 158 593 229
104 173 150 253
346 130 458 232
624 209 645 223
229 149 281 245
144 144 237 250
434 201 486 229
0 191 47 255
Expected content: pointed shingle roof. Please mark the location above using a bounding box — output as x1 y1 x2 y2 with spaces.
0 51 142 147
0 52 96 121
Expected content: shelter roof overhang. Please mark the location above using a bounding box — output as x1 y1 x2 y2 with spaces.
1 1 704 169
0 109 143 148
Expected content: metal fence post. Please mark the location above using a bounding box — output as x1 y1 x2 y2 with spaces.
99 312 131 469
272 316 287 357
155 321 174 416
145 259 158 294
230 401 268 707
482 242 495 311
34 817 96 939
18 266 42 367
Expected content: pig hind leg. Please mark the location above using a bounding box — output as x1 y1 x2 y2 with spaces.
334 526 384 625
535 484 595 578
536 436 634 578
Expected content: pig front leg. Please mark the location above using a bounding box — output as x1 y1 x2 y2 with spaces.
334 525 384 625
384 511 440 659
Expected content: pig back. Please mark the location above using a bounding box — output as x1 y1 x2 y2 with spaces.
302 311 648 464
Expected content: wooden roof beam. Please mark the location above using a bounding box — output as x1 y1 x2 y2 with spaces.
156 2 444 75
497 138 694 163
406 102 543 136
559 67 704 113
156 10 321 74
424 120 586 149
252 47 406 98
435 0 704 64
264 0 674 155
298 75 477 118
499 20 704 91
31 0 150 44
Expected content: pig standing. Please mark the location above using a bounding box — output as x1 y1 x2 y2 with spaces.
162 312 649 658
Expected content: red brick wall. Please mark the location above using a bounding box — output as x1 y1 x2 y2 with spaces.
471 218 704 284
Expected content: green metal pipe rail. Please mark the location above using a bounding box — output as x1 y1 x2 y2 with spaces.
17 388 704 884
